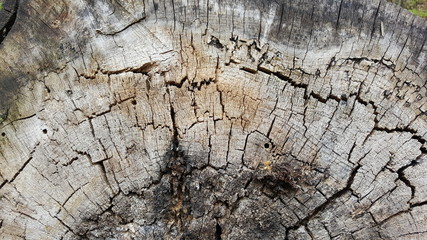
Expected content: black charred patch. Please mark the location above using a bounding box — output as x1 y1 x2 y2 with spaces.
208 36 224 49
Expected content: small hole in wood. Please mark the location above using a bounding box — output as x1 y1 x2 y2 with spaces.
131 100 137 105
215 222 222 240
1 132 5 137
42 129 48 134
264 143 270 149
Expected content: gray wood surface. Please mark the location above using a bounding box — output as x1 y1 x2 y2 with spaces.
0 0 426 239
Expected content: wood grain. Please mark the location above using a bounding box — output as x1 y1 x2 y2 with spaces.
0 0 426 239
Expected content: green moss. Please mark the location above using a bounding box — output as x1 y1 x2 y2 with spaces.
0 2 3 11
409 8 427 18
405 0 420 9
387 0 427 18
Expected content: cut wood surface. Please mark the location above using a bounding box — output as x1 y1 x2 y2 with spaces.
0 0 426 239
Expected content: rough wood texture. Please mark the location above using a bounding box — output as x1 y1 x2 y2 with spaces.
0 0 426 239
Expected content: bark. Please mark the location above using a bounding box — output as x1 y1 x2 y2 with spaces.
0 0 426 239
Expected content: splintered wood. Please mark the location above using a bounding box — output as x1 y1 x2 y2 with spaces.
0 0 426 239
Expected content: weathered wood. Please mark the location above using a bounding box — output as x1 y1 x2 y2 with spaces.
0 0 426 239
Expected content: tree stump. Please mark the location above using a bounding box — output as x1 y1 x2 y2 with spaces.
0 0 426 239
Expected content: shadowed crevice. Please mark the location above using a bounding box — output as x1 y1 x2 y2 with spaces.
0 0 19 45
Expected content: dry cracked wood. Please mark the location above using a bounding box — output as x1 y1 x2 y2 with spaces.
0 0 426 239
